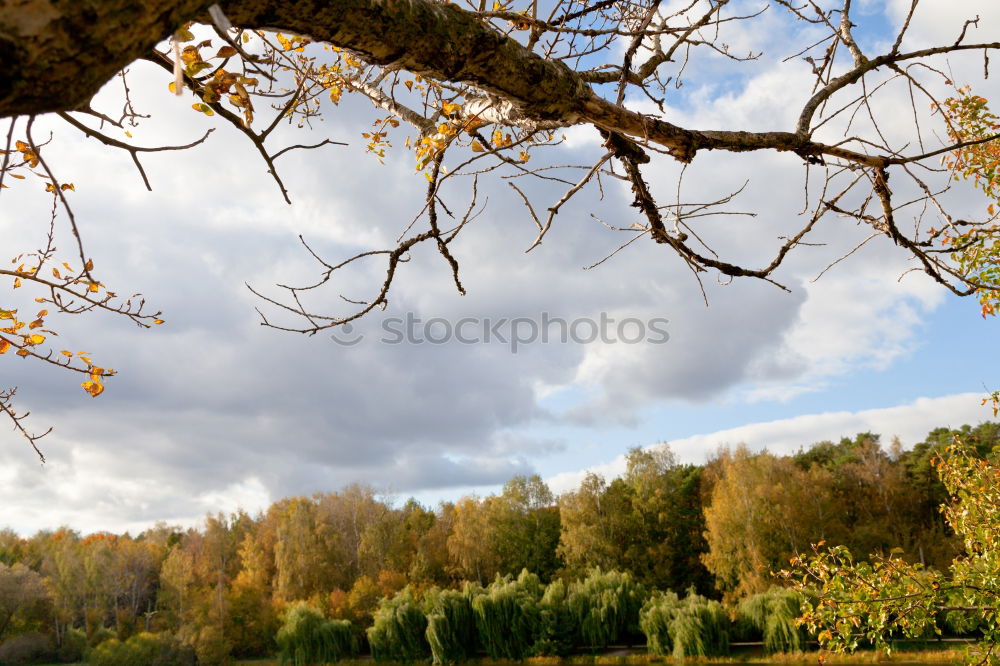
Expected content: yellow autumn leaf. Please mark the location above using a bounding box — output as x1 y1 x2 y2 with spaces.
12 278 21 288
0 310 15 320
81 381 105 397
25 334 45 345
0 340 9 354
470 141 486 153
60 350 73 357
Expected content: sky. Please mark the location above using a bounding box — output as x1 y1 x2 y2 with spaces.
2 0 1000 535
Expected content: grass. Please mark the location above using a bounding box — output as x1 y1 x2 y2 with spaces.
233 644 972 666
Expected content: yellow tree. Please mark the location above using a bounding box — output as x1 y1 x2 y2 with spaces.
702 446 843 600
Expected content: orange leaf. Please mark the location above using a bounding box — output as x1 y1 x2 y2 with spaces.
81 381 105 397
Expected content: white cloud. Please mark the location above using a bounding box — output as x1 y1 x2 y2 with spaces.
547 392 995 494
2 4 998 535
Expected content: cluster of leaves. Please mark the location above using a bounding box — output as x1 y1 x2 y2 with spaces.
1 120 166 458
935 88 1000 317
172 24 259 126
788 437 1000 663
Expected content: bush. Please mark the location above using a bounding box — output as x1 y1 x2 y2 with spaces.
86 626 115 648
277 601 357 665
471 569 543 660
368 588 429 662
567 568 647 649
640 590 730 658
0 632 55 665
56 627 87 663
192 624 232 665
86 631 195 666
423 587 477 664
737 587 807 653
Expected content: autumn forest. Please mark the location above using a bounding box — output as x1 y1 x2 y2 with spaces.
1 422 996 665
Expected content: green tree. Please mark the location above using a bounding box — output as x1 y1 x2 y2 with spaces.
491 476 561 581
368 588 430 662
276 601 356 666
470 570 544 660
557 473 631 576
0 562 49 641
791 438 1000 663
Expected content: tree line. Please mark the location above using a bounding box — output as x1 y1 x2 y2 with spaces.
1 422 997 664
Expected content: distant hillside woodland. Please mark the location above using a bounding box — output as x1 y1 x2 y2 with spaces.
1 423 997 665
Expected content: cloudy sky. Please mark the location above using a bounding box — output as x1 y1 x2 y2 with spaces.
2 0 999 535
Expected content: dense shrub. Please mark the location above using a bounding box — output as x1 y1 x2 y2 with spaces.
368 588 429 662
640 590 730 658
277 601 357 665
86 626 115 648
55 627 87 663
423 587 478 664
86 631 195 666
567 568 647 649
0 632 55 665
737 587 807 653
471 570 543 659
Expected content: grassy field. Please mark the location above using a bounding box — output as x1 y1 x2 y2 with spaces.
230 644 973 666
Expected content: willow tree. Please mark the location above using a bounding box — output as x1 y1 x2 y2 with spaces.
2 0 1000 454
